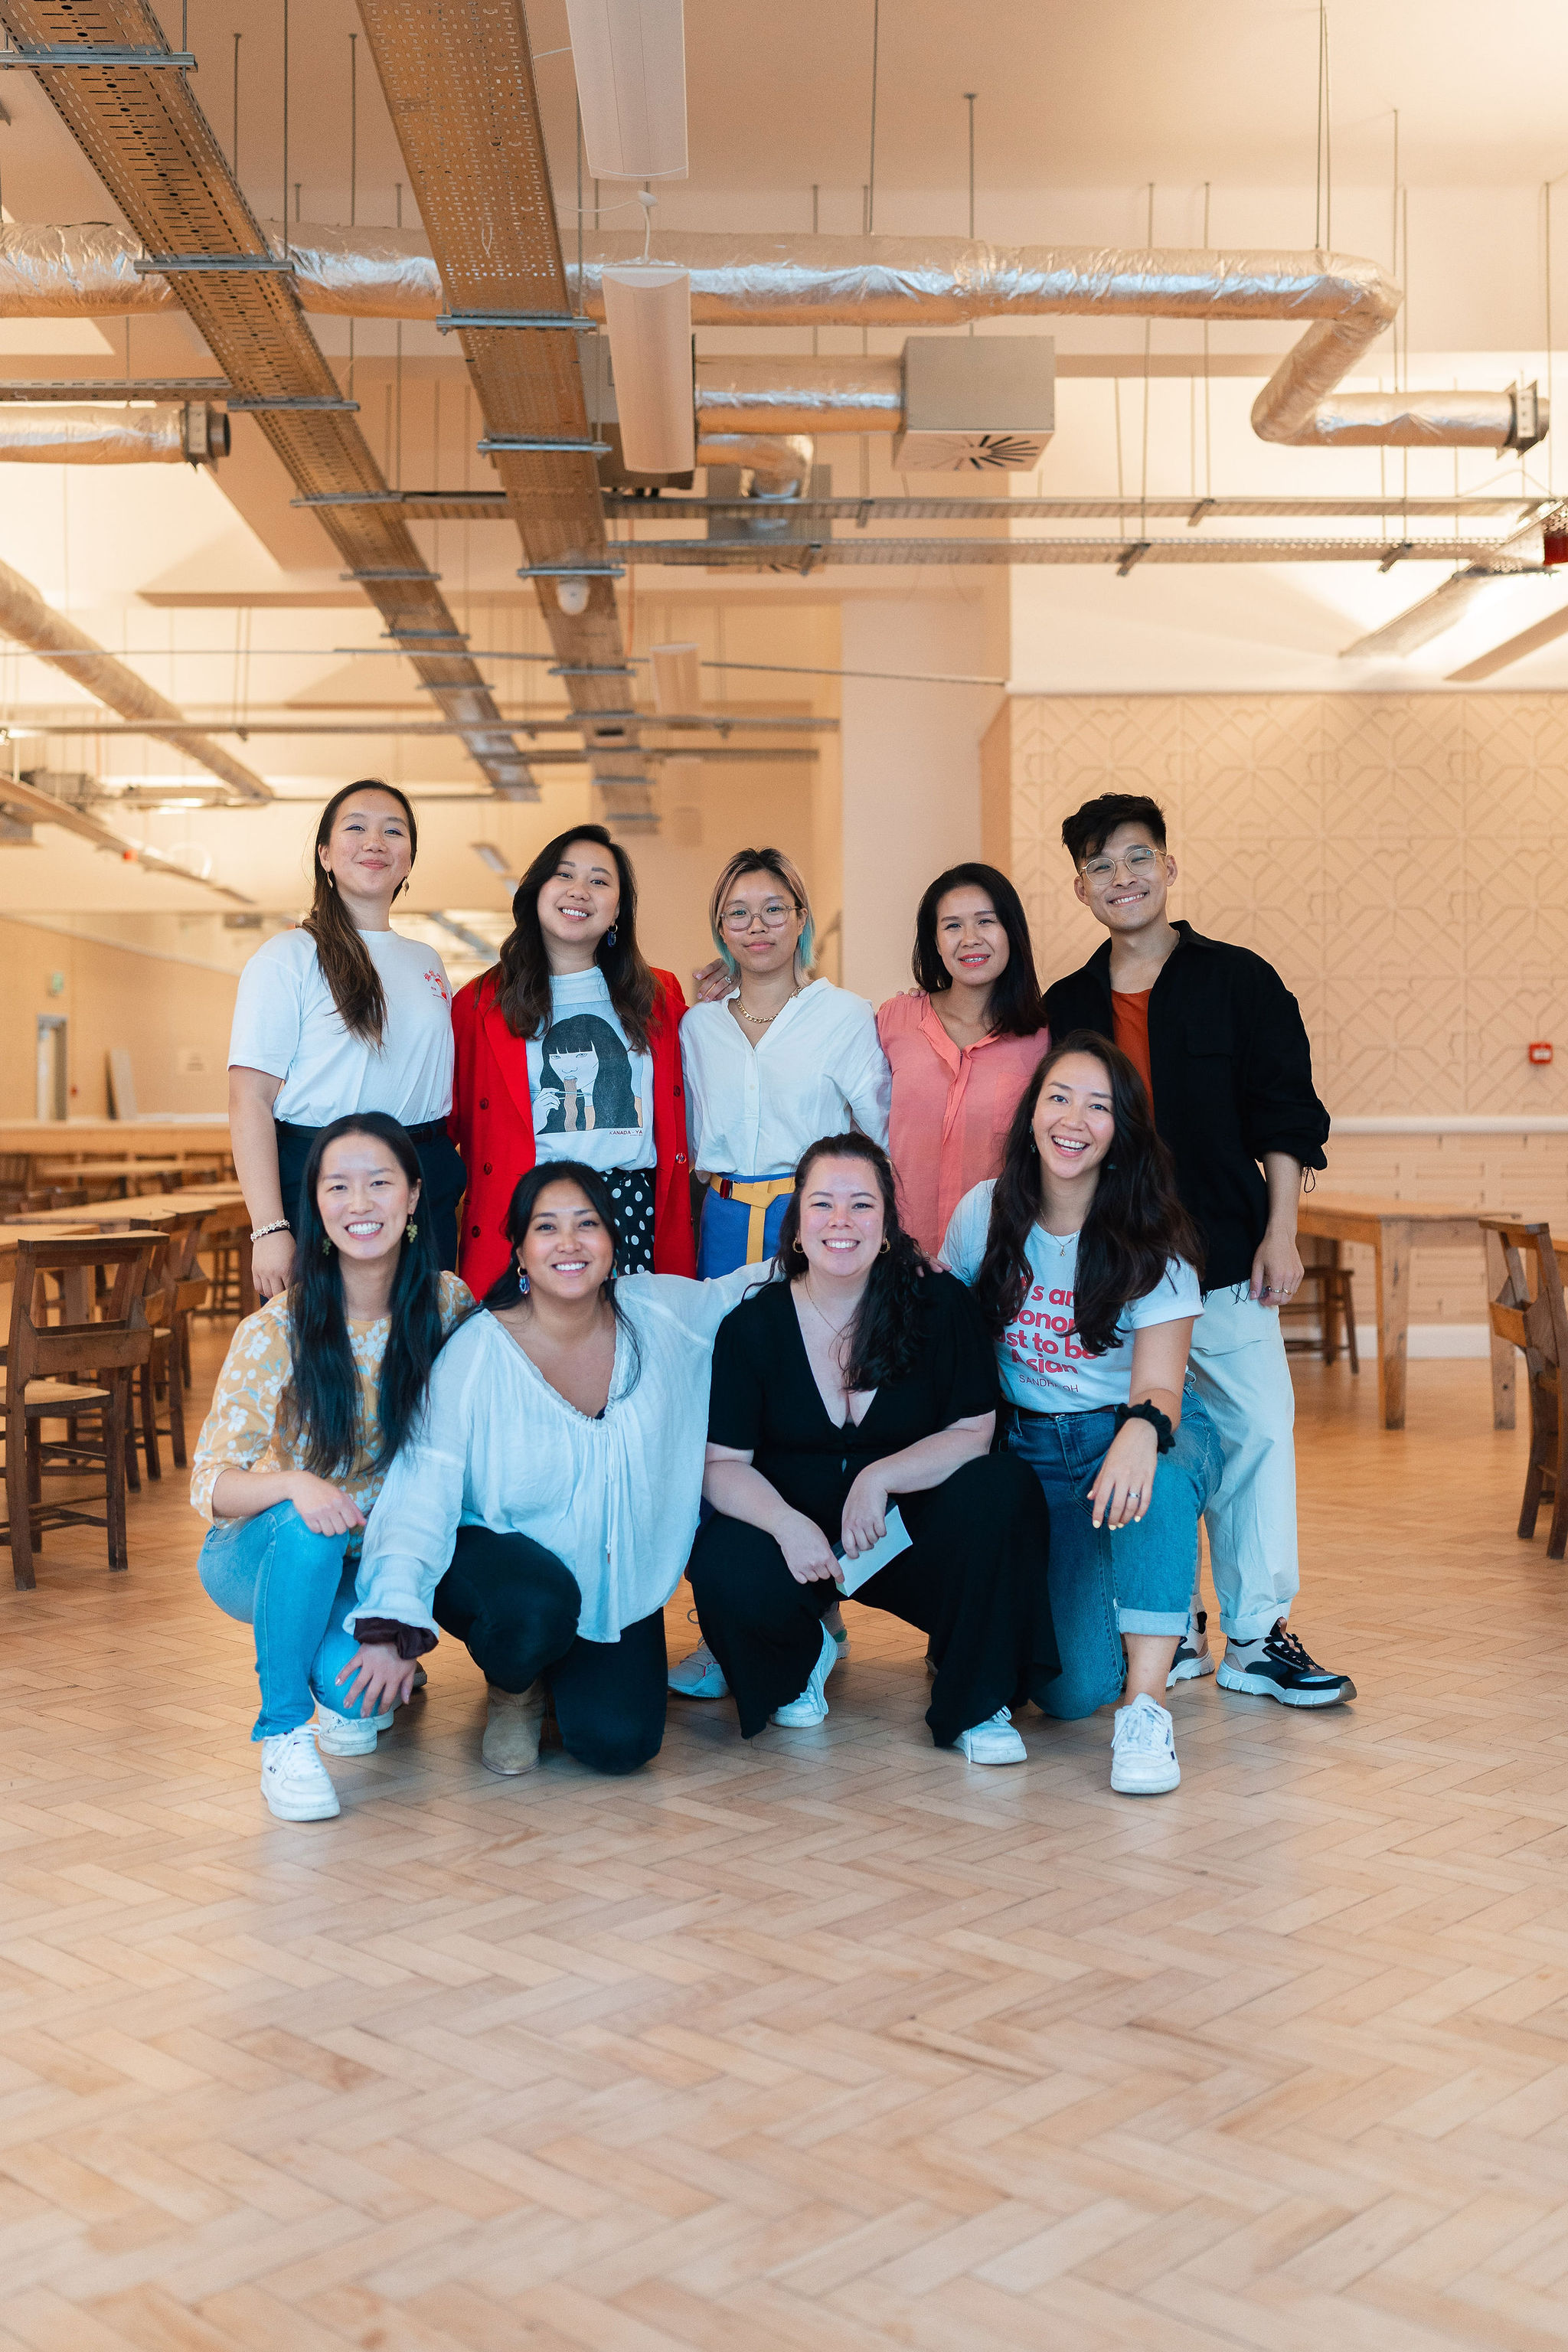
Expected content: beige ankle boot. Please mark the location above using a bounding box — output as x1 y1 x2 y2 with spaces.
482 1680 547 1775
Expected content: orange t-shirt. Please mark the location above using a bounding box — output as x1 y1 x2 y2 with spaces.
1110 988 1155 1109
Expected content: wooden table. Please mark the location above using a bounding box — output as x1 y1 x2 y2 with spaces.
0 1119 230 1158
13 1188 254 1314
1298 1191 1515 1431
34 1157 191 1195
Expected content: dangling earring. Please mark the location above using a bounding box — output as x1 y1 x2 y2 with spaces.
606 923 618 947
405 1219 418 1240
1027 1134 1040 1154
321 1236 335 1256
518 1268 531 1295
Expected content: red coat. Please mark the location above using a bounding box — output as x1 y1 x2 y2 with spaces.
449 965 695 1298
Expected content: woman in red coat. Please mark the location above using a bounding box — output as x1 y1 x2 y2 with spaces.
451 824 694 1298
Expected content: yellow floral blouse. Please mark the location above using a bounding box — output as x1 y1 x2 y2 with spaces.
190 1272 473 1534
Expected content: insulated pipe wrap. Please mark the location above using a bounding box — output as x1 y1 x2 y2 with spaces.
695 355 903 435
0 403 187 460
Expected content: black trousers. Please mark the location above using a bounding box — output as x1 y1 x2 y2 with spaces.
433 1524 667 1775
688 1452 1057 1746
275 1117 467 1275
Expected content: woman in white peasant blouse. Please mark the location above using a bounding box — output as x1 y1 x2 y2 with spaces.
348 1159 756 1777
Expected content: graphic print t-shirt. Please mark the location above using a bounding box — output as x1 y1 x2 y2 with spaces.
941 1179 1201 1413
525 967 656 1173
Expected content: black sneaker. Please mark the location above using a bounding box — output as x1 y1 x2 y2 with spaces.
1165 1608 1215 1688
1217 1621 1355 1707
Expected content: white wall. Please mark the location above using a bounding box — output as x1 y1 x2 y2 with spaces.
838 593 1001 1004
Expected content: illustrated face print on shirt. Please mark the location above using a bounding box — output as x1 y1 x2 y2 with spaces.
533 1012 645 1138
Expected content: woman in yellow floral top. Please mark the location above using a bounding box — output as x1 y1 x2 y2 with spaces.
192 1112 471 1822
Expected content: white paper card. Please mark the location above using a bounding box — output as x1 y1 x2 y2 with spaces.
834 1504 913 1598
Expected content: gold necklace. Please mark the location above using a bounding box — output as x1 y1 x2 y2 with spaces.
799 1279 859 1341
734 985 799 1029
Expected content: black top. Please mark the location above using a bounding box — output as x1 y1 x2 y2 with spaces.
707 1269 1000 1539
1042 922 1330 1292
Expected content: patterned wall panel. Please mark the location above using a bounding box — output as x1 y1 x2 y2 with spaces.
1007 693 1568 1117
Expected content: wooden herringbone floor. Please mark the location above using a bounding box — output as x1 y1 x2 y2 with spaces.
2 1331 1566 2349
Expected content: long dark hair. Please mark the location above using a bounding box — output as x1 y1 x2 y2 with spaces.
912 861 1044 1038
302 779 418 1047
279 1112 446 1476
481 1159 642 1387
773 1134 929 1390
972 1031 1202 1353
492 824 656 1049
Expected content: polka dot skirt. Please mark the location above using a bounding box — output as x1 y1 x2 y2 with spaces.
608 1169 656 1274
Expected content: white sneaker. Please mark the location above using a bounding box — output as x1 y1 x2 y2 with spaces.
954 1708 1027 1765
668 1639 730 1699
1165 1606 1215 1687
770 1622 838 1728
314 1706 391 1756
1110 1693 1181 1795
260 1725 340 1821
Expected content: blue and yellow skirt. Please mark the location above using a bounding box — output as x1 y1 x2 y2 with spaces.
697 1171 795 1279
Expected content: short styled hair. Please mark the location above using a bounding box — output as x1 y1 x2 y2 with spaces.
1061 792 1168 866
708 846 815 979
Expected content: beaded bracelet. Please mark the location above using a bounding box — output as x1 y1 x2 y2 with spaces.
250 1219 291 1243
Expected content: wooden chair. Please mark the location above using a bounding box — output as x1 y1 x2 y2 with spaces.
1481 1217 1568 1560
129 1208 208 1474
1 1234 155 1589
1282 1263 1360 1370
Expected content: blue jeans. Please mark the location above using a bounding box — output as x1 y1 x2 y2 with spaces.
1005 1390 1223 1721
198 1502 366 1741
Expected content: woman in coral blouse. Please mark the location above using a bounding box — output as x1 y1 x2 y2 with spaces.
450 825 694 1298
877 863 1051 1259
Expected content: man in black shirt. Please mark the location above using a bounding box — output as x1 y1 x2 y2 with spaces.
1042 792 1353 1707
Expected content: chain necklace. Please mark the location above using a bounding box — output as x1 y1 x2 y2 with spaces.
733 984 799 1029
799 1276 860 1342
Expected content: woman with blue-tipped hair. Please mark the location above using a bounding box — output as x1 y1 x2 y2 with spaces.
673 846 891 1701
680 848 890 1282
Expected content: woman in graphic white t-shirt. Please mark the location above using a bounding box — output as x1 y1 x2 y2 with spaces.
942 1029 1223 1798
228 781 464 1292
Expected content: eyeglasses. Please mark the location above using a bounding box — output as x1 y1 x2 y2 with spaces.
1082 845 1161 884
719 899 799 933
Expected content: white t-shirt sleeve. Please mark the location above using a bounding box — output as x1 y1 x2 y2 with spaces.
939 1182 993 1284
1127 1256 1204 1328
228 934 306 1080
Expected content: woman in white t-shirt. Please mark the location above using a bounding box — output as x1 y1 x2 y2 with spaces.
228 781 464 1292
942 1029 1223 1798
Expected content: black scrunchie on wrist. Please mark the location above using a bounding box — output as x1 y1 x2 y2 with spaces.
1115 1399 1174 1453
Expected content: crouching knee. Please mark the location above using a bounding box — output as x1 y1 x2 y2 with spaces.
566 1716 665 1776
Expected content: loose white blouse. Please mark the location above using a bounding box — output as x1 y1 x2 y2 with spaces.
680 978 891 1180
349 1266 759 1646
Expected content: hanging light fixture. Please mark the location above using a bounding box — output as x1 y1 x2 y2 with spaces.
564 0 688 181
601 253 695 474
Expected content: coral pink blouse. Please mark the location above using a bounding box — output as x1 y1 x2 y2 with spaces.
877 992 1052 1259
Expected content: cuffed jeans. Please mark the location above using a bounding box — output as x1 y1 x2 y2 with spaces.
199 1502 365 1741
1187 1286 1301 1642
1006 1390 1222 1721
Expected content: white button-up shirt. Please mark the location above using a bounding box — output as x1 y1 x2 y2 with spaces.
680 978 891 1179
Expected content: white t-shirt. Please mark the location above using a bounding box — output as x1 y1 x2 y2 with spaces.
228 926 453 1127
941 1179 1202 1413
524 968 656 1174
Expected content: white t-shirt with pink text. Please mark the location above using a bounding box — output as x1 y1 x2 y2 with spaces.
941 1180 1202 1413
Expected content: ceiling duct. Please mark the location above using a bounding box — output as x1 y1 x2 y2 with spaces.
0 7 536 802
695 433 814 495
564 0 688 182
1281 384 1547 452
354 0 649 829
695 356 903 436
0 548 270 804
0 400 227 462
893 337 1054 471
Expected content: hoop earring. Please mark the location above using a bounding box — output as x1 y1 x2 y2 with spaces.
879 1238 891 1256
606 923 618 947
404 1219 418 1241
792 1237 805 1255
